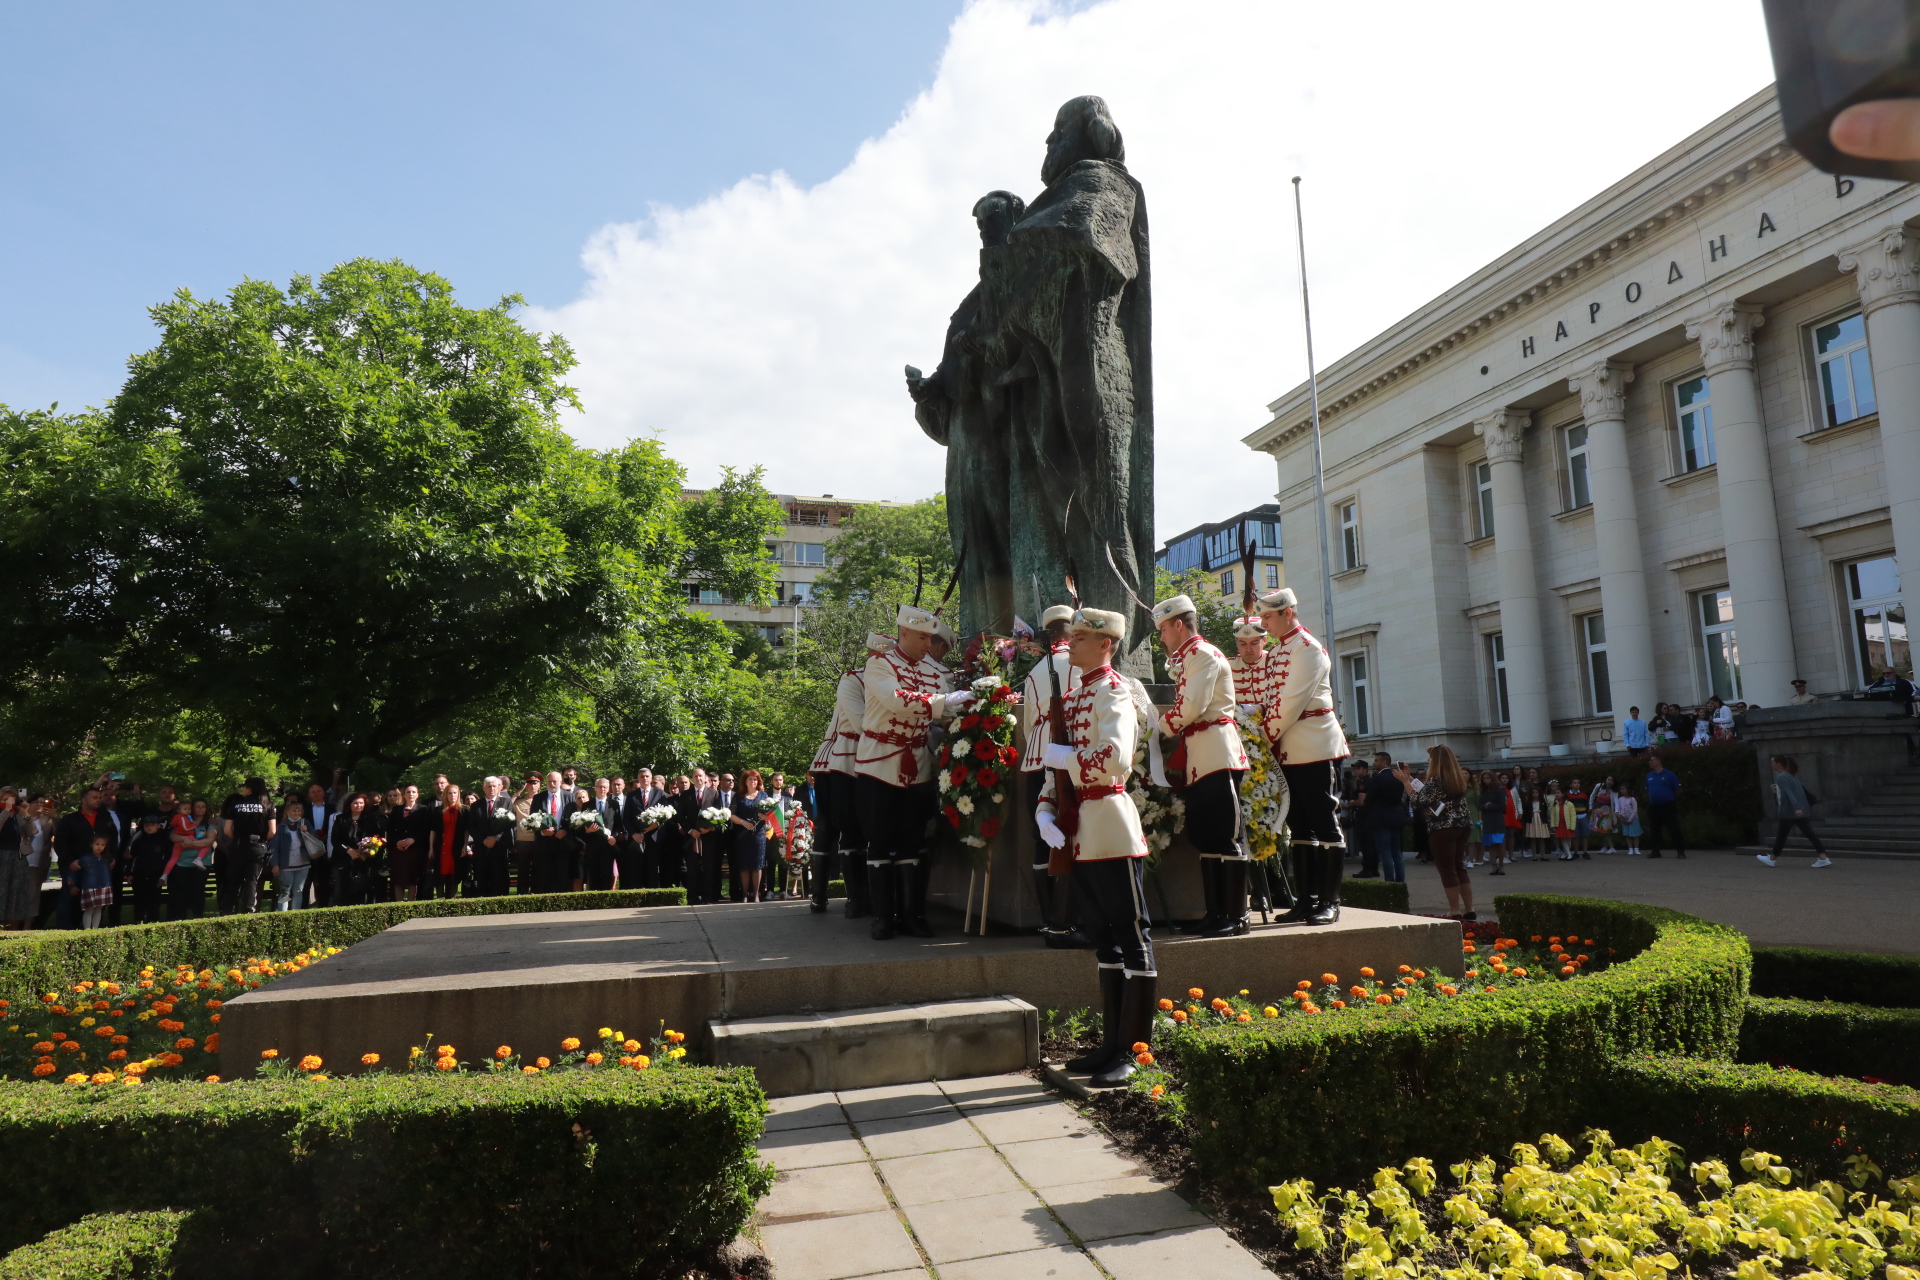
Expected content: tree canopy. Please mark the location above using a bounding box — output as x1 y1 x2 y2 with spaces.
0 259 783 785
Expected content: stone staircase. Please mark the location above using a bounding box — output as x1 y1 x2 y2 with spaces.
1739 764 1920 859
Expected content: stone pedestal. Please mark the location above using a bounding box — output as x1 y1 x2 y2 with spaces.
1737 701 1918 819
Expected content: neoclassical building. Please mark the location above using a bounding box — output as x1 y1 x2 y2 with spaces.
1245 87 1919 760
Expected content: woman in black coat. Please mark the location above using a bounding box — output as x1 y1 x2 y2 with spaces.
329 793 380 906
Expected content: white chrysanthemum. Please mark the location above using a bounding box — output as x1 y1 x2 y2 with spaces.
991 792 1004 805
938 770 952 791
956 795 975 816
950 738 970 758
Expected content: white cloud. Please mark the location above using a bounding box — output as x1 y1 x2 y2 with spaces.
531 0 1774 541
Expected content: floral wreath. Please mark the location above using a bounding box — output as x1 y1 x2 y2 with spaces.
1236 703 1290 861
937 673 1021 850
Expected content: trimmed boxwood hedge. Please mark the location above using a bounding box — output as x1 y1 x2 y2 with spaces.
1605 1054 1920 1177
1738 995 1920 1085
0 889 685 1002
1335 877 1409 914
1176 894 1750 1188
1750 945 1920 1007
0 1067 771 1279
0 1211 197 1280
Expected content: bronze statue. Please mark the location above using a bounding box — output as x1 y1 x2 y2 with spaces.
907 96 1154 666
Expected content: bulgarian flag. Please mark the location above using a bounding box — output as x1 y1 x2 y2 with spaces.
766 805 787 842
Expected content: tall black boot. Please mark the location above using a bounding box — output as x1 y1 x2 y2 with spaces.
809 846 832 913
843 845 871 919
902 859 935 938
1309 847 1342 925
1277 846 1315 923
1203 861 1251 937
1030 866 1053 935
1066 967 1125 1073
1090 974 1158 1089
867 861 896 940
1182 858 1221 935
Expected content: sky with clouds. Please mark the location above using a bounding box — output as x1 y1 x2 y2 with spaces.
532 0 1776 539
5 1 1778 543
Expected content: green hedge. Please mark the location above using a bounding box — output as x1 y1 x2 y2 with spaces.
1605 1054 1920 1178
1335 877 1409 914
0 1212 196 1280
0 1067 770 1279
1739 995 1920 1085
1750 945 1920 1007
0 889 685 1001
1176 894 1750 1188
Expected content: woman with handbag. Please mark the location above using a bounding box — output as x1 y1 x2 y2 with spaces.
1412 746 1475 920
269 797 325 911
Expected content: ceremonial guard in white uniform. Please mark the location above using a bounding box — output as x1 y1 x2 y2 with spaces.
1227 615 1270 712
1019 604 1080 942
1034 608 1157 1089
1151 595 1252 936
1256 587 1350 924
808 631 892 917
856 605 979 939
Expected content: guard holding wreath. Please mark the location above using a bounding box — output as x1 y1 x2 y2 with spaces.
1034 608 1156 1088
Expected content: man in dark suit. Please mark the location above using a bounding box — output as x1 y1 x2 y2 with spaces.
529 770 574 894
580 777 624 891
54 786 112 930
714 772 738 902
673 768 722 904
623 768 668 888
467 776 517 897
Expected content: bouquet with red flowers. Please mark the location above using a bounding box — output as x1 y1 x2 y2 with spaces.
937 674 1021 850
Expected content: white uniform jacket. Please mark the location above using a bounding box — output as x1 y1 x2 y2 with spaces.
1018 645 1081 773
1159 635 1248 783
1229 650 1270 712
810 670 866 775
1035 666 1148 862
855 647 966 788
1261 624 1349 765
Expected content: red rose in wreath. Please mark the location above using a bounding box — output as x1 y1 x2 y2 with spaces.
980 815 1001 839
977 768 999 787
943 804 961 827
973 740 996 761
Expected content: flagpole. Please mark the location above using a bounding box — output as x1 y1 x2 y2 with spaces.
1291 176 1338 716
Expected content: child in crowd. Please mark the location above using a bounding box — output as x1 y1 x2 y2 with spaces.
1523 786 1551 861
75 833 115 929
1589 776 1616 854
1547 781 1576 860
1615 781 1642 855
1566 777 1590 859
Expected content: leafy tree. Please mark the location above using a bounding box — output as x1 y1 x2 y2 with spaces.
1 260 783 786
811 495 953 611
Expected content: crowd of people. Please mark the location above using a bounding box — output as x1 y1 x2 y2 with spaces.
0 764 819 931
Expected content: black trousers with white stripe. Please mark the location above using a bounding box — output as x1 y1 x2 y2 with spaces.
1073 856 1155 976
1185 768 1246 858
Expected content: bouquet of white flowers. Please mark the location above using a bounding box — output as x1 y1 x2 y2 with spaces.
518 812 555 833
568 808 604 833
637 803 675 828
752 796 779 815
698 806 732 826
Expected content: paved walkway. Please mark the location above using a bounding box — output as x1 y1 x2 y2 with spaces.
1395 846 1920 953
755 1074 1270 1279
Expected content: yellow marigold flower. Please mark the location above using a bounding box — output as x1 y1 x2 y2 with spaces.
299 1055 322 1071
630 1055 651 1070
495 1046 513 1059
560 1037 581 1051
433 1057 457 1072
597 1027 613 1039
261 1049 279 1060
435 1044 455 1057
361 1053 380 1066
205 1075 220 1083
1263 1006 1279 1018
669 1047 686 1059
89 1072 114 1084
585 1052 603 1065
80 1017 96 1027
535 1057 551 1069
522 1065 540 1074
623 1040 641 1053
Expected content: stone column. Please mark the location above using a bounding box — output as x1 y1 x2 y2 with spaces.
1839 225 1920 581
1474 409 1552 753
1567 359 1657 735
1684 302 1797 704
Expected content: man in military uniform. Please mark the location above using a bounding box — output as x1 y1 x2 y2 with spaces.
857 606 977 939
1152 595 1251 936
1256 587 1350 925
1020 604 1080 942
1035 608 1156 1088
1228 615 1269 711
808 631 893 916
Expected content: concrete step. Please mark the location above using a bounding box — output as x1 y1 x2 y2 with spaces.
1736 844 1920 860
710 996 1039 1099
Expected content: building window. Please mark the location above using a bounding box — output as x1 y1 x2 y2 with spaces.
1338 501 1360 570
1488 632 1510 725
1581 613 1612 716
1675 375 1715 472
1344 653 1371 737
1565 424 1591 510
1815 312 1877 428
699 586 724 605
789 581 816 605
1219 569 1235 596
758 625 784 645
1846 555 1907 684
793 542 827 567
1473 461 1495 538
1697 588 1741 701
1264 563 1280 590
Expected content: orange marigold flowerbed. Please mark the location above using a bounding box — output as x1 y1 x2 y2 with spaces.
0 949 340 1086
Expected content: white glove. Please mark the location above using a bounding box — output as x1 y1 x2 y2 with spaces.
1041 742 1076 772
944 691 976 711
1035 810 1067 849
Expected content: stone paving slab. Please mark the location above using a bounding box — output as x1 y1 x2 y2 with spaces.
753 1083 1271 1279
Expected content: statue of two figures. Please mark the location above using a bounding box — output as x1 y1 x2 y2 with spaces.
905 95 1155 673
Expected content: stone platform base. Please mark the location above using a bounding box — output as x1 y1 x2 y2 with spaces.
219 901 1460 1079
711 996 1038 1097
